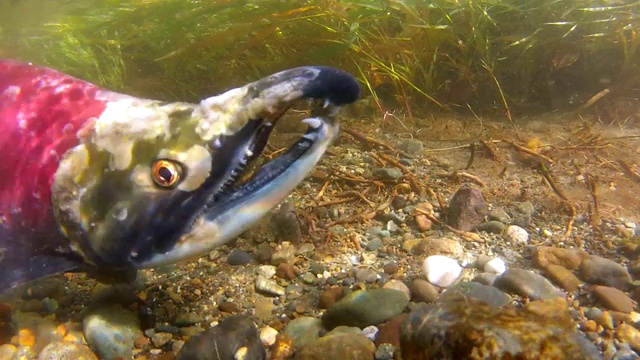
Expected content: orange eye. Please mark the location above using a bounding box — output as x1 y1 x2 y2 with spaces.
151 159 182 188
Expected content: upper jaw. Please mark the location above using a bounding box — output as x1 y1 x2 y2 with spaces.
132 66 359 268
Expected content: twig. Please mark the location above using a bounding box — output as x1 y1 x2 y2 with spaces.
465 143 476 170
416 208 483 242
343 127 396 152
480 140 499 161
537 163 575 239
317 197 357 207
574 88 610 114
502 139 554 164
618 160 640 183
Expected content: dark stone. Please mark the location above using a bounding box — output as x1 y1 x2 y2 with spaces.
579 255 633 291
374 168 403 180
255 244 275 264
493 268 563 300
447 187 488 232
322 289 409 330
273 202 303 244
177 314 265 360
227 249 253 266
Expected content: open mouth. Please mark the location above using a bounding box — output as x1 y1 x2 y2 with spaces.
135 66 359 268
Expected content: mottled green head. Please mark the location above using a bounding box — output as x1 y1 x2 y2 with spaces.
52 66 359 270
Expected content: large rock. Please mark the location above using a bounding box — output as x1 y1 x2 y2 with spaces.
83 305 142 360
322 288 409 330
293 332 375 360
447 188 487 231
400 298 600 359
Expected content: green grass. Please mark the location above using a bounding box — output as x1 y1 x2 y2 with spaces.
1 0 638 118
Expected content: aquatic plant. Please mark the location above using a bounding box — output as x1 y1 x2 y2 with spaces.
1 0 638 119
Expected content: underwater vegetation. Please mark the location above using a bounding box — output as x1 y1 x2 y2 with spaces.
1 0 639 120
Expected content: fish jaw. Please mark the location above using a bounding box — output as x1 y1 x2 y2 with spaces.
51 66 359 270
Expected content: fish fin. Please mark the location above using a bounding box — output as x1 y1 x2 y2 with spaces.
0 226 80 292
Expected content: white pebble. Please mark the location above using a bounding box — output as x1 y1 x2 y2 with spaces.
422 255 462 287
362 325 379 341
260 326 279 346
484 257 507 275
503 225 529 244
257 265 277 278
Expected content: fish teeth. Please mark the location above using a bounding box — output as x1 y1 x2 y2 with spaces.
302 117 323 129
245 149 254 157
323 98 332 108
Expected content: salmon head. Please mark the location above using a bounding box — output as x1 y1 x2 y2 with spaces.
0 60 359 289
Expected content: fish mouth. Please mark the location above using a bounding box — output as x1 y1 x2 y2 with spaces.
133 66 359 268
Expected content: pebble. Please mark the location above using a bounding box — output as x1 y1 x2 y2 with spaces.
255 275 286 296
579 255 633 291
255 243 275 263
409 279 439 303
294 332 375 360
275 263 297 280
447 187 488 231
383 280 411 301
257 265 277 278
594 286 637 313
533 246 588 270
617 324 640 352
411 237 464 258
488 208 511 224
322 288 409 330
0 344 16 360
355 268 379 283
414 214 432 232
297 243 315 255
37 342 98 360
484 258 507 275
373 167 403 180
375 343 395 360
83 305 142 360
422 255 462 287
439 281 512 308
174 312 204 326
227 249 253 265
319 286 344 309
151 332 173 347
176 314 265 360
543 264 582 292
362 325 379 341
476 221 507 234
260 326 278 347
503 225 529 243
472 273 498 286
398 138 424 155
493 268 563 300
283 317 323 348
271 242 297 265
366 238 383 251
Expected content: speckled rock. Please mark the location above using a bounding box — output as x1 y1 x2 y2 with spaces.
322 288 409 330
283 317 324 349
400 298 600 359
617 324 640 353
543 264 582 292
447 187 487 232
439 281 512 308
503 225 529 243
398 139 424 155
579 255 633 291
37 342 98 360
374 167 403 180
593 285 637 313
293 332 375 360
271 242 297 266
177 314 265 360
533 246 588 270
493 268 563 300
411 237 464 258
83 305 142 360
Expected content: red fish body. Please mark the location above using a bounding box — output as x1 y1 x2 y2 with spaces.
0 59 359 290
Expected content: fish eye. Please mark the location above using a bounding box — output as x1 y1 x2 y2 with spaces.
151 159 183 188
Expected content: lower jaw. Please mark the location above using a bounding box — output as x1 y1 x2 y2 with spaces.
136 116 339 268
